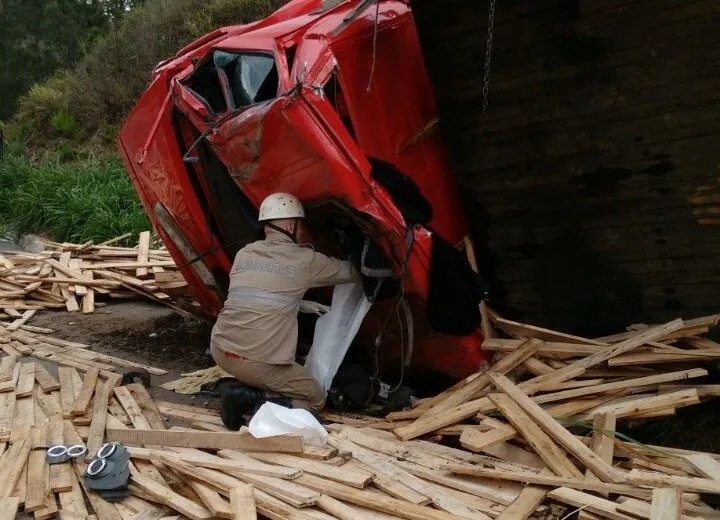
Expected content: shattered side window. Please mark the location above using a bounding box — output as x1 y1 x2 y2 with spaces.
215 51 278 109
186 60 228 114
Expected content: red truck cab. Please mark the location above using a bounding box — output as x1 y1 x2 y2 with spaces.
118 0 488 381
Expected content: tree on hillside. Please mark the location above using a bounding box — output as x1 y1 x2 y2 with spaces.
0 0 121 119
96 0 146 22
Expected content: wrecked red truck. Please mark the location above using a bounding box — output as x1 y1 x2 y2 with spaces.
118 0 489 385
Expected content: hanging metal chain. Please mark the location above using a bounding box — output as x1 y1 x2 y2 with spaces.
482 0 496 113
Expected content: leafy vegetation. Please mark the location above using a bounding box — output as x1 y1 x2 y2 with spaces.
0 0 146 120
0 152 150 242
1 0 284 243
8 0 285 154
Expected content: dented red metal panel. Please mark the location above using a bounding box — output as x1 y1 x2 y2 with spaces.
118 0 487 379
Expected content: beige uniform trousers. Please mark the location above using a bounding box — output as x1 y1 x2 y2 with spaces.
211 344 326 412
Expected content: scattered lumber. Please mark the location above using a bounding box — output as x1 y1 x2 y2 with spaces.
0 233 190 319
2 308 720 520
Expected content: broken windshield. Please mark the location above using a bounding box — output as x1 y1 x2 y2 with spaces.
214 51 278 110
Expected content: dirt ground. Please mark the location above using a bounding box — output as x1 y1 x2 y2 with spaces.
32 301 218 408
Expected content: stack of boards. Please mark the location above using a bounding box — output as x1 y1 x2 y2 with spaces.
0 231 190 319
2 309 720 519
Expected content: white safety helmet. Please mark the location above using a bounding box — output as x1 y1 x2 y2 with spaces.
258 192 305 222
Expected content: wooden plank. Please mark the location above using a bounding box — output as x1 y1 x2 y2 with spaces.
489 372 627 483
230 483 257 520
81 271 95 314
71 367 99 416
0 384 17 444
86 378 112 458
394 321 687 441
489 315 605 345
533 368 707 405
0 354 17 382
660 384 720 397
628 469 720 494
344 459 431 505
131 471 213 520
37 392 64 446
107 428 304 452
34 363 61 392
50 461 75 493
86 261 175 269
12 463 26 508
0 438 31 498
578 389 700 421
651 488 683 520
297 473 472 520
548 488 636 520
108 398 132 425
136 231 151 277
188 479 233 519
17 361 37 397
11 395 34 443
247 452 373 488
156 403 224 426
330 435 489 517
160 454 319 508
25 448 47 511
448 465 660 499
422 338 543 415
488 393 581 478
609 351 720 366
585 413 616 493
62 285 80 312
685 454 720 481
0 498 20 518
524 357 563 375
35 482 59 519
460 423 516 453
521 319 685 391
615 498 700 520
6 309 36 331
483 338 601 356
127 383 166 430
114 386 154 430
132 446 301 480
494 469 553 520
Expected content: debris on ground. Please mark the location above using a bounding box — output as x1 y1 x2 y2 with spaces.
0 232 193 322
161 366 232 395
3 309 717 518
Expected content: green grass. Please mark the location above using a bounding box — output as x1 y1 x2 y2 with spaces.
0 152 150 243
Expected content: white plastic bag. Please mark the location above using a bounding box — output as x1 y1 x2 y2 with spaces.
304 282 372 391
248 402 328 446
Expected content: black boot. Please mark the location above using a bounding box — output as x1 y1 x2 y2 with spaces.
220 384 266 430
326 386 349 411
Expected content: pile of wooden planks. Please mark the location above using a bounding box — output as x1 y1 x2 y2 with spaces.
0 231 190 318
2 310 720 520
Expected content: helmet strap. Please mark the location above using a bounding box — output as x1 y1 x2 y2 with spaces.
266 221 298 243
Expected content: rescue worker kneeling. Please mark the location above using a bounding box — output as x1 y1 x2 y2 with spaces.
210 192 360 429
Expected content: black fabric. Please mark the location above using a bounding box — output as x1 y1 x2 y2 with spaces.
336 223 398 301
336 364 376 408
368 157 433 225
220 384 266 430
427 234 489 336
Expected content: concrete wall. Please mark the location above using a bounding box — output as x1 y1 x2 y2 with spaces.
411 0 720 335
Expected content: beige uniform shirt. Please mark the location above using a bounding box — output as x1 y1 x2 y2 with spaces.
210 229 361 364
